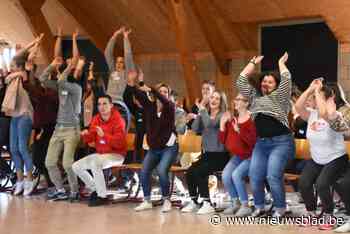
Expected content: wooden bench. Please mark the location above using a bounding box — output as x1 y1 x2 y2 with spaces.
108 132 202 203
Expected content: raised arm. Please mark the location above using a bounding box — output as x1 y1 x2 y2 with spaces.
104 27 124 73
73 57 85 79
295 80 318 121
314 82 327 120
276 52 292 101
72 29 80 62
58 58 74 82
236 56 263 98
54 26 63 58
13 34 44 61
123 28 136 72
39 57 62 83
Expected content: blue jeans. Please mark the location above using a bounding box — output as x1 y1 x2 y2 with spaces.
10 115 33 172
222 156 250 204
140 144 178 200
249 134 295 209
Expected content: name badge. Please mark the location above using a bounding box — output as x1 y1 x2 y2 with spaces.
100 139 106 144
61 90 68 96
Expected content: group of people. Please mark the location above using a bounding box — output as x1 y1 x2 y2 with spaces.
1 26 350 232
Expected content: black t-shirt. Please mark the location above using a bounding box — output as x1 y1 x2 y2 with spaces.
255 113 291 138
293 116 307 139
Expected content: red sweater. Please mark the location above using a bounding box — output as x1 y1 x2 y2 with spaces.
218 118 257 160
82 108 127 156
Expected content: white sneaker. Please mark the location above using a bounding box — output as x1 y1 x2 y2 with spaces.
134 201 153 212
13 181 24 195
181 200 198 213
161 199 172 213
23 180 34 196
197 201 215 215
334 222 350 233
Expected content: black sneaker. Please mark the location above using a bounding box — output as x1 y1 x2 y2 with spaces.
88 196 109 207
89 191 98 203
69 192 80 203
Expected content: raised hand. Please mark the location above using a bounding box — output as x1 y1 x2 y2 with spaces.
221 111 231 124
123 28 132 38
113 27 125 38
72 29 79 39
51 56 63 67
139 84 151 93
251 55 264 65
279 52 288 65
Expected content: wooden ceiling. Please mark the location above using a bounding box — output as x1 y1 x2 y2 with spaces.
3 0 350 58
2 0 350 102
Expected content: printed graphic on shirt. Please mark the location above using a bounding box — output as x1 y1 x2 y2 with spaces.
309 119 327 132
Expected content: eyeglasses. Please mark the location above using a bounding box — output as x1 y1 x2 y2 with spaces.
234 98 248 102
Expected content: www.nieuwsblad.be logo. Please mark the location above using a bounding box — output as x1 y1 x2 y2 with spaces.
209 214 345 226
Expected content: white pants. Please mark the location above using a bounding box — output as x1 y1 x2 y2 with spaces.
72 153 124 197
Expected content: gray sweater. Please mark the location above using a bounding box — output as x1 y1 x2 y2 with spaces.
191 109 225 152
104 36 135 103
39 65 82 128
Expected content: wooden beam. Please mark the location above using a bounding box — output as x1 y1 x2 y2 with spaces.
190 0 231 75
17 0 55 63
167 0 201 105
57 0 109 53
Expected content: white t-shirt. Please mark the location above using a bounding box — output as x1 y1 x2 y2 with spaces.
306 109 346 165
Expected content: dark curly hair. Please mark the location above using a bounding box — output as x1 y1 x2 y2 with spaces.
249 71 281 96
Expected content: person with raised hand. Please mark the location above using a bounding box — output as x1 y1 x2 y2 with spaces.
2 34 44 196
295 80 348 230
40 32 84 202
104 26 135 130
82 61 105 128
130 82 177 213
236 52 294 218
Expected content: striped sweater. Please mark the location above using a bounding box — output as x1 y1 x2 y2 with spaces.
236 70 292 128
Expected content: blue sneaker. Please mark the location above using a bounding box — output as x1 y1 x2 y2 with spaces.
47 189 68 201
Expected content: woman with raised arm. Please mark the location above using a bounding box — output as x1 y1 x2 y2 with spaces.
82 62 105 128
236 53 294 217
104 27 135 130
181 91 229 215
129 82 177 213
220 94 257 216
295 80 348 230
2 34 43 196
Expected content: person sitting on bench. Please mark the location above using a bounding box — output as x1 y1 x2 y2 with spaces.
72 94 127 207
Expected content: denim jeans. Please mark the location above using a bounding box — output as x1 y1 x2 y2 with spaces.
140 144 178 200
249 133 295 210
222 156 250 204
10 115 33 172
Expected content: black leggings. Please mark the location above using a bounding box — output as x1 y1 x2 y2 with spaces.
186 152 229 200
32 125 55 187
334 165 350 215
299 155 348 213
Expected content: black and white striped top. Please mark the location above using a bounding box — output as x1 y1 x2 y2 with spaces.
236 70 292 128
